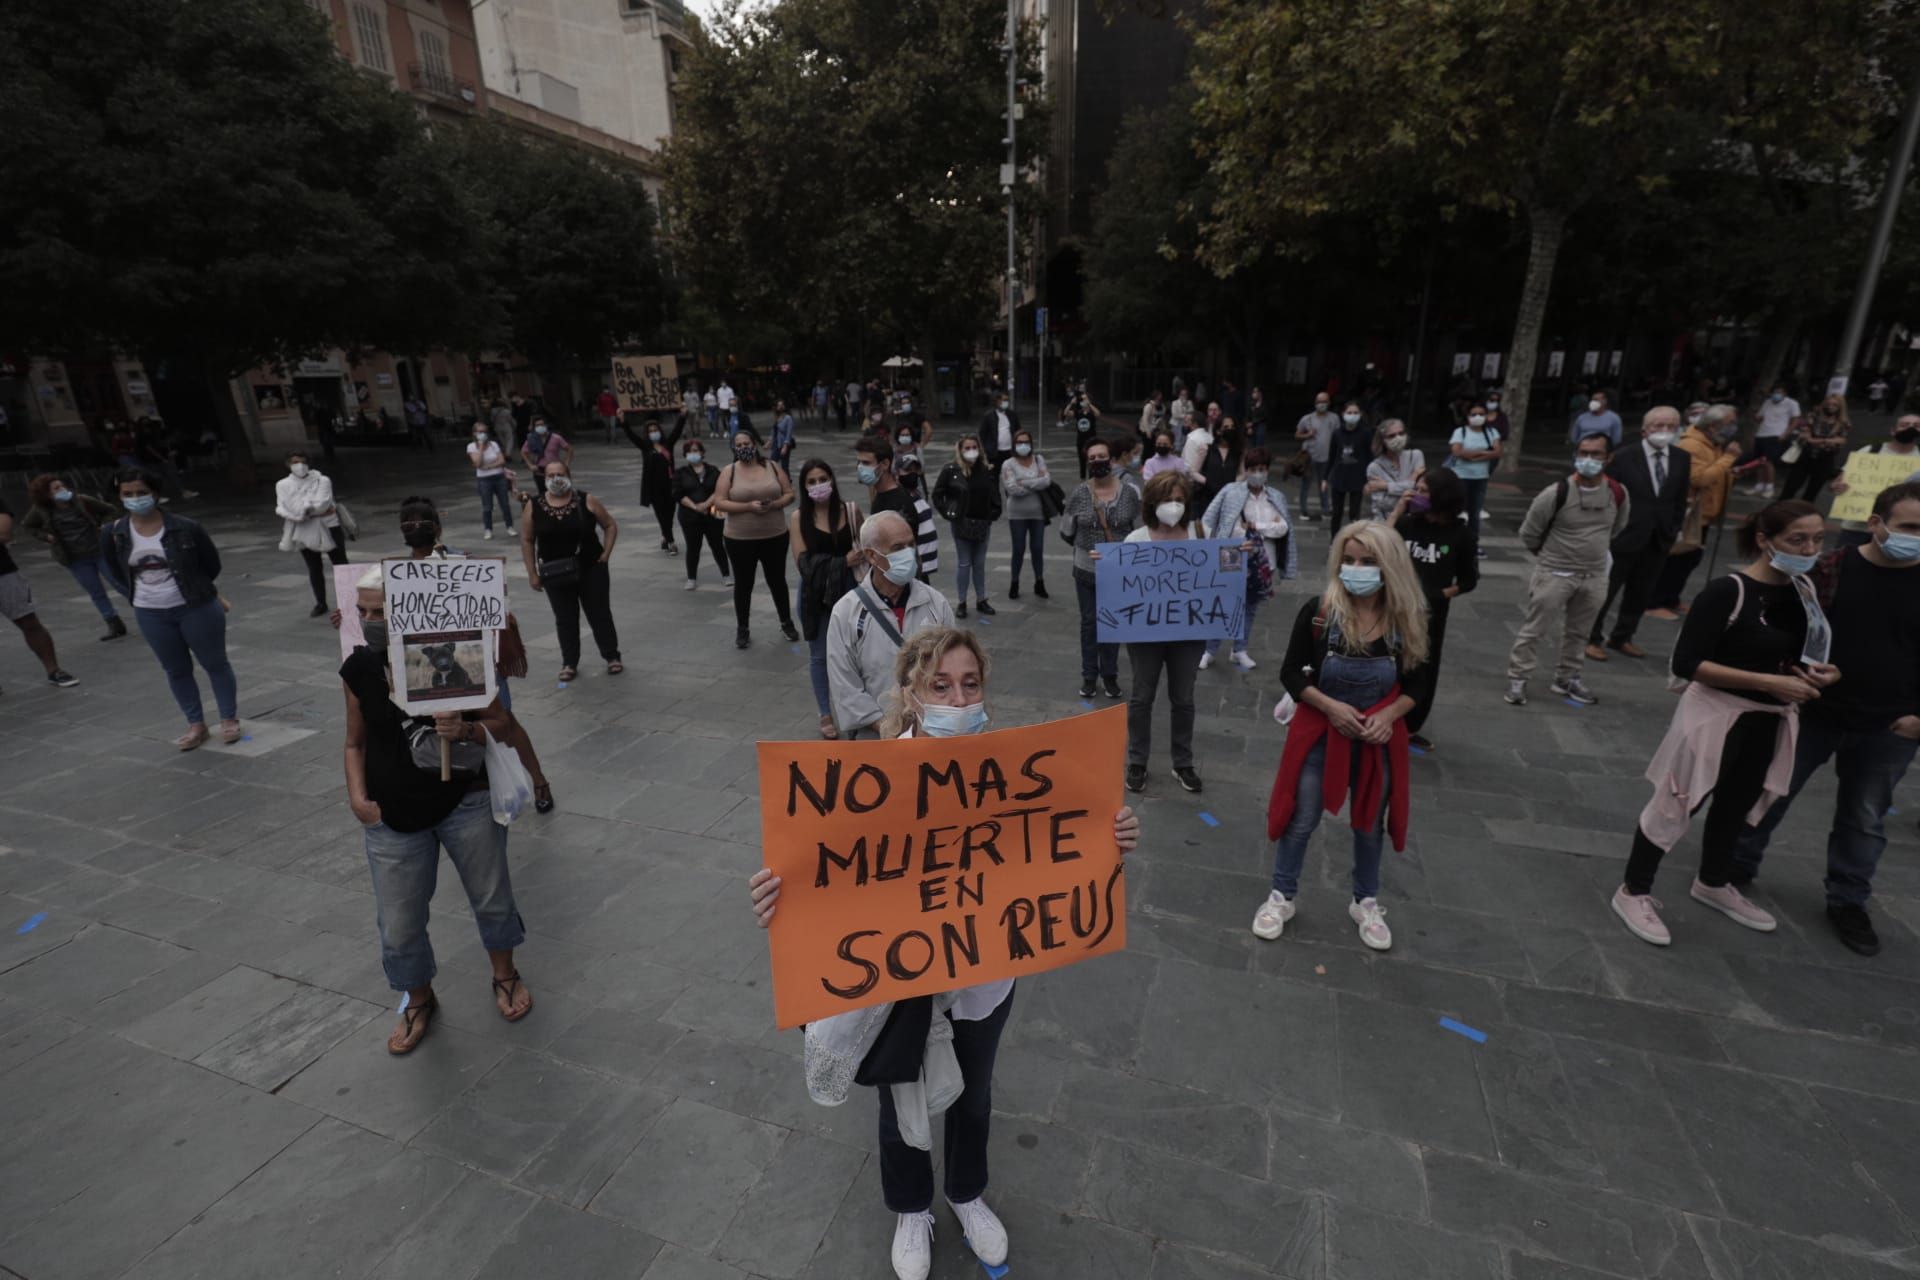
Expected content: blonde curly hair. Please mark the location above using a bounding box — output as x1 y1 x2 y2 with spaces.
878 626 993 738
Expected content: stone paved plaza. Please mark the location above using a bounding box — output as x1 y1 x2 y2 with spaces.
2 420 1918 1280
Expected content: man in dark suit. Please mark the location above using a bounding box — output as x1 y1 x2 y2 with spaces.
1587 406 1692 660
980 391 1021 467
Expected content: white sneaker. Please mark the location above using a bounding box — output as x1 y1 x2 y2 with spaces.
891 1211 934 1280
1251 891 1295 940
1230 650 1257 671
721 576 734 586
1349 897 1392 950
1198 651 1214 670
483 529 494 540
948 1196 1008 1266
683 579 697 591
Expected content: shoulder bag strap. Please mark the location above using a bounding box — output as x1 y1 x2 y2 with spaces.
854 583 906 647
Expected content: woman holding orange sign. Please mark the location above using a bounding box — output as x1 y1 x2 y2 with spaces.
747 626 1138 1280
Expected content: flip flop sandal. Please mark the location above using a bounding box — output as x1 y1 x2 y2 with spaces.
607 661 624 675
557 667 577 684
491 971 533 1022
534 783 555 814
387 993 438 1055
819 714 840 740
176 725 210 752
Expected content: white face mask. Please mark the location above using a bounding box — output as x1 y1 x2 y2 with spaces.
1485 401 1499 412
1314 404 1330 414
1155 501 1187 527
290 463 310 478
962 449 980 463
1468 415 1486 427
1342 412 1362 425
1647 431 1676 449
1383 435 1406 452
1588 399 1603 414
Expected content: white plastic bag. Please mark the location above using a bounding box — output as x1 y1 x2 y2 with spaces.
482 727 534 824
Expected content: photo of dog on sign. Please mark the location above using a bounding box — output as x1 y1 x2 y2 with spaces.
401 630 488 702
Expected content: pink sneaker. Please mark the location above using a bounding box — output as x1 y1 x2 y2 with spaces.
1611 887 1671 946
1690 879 1777 932
1348 898 1392 950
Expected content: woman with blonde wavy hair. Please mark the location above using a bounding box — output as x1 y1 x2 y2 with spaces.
1255 520 1433 951
747 626 1139 1280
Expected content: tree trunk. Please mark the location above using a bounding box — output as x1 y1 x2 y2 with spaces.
1750 310 1801 418
1498 206 1567 456
919 329 939 422
205 361 258 490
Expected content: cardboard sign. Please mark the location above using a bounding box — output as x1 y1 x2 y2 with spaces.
1830 450 1920 523
612 354 681 414
334 563 367 658
1095 537 1246 642
757 706 1128 1029
382 557 506 713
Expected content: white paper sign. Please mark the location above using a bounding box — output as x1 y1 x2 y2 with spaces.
382 558 507 713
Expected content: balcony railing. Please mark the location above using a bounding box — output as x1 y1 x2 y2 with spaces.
407 62 478 108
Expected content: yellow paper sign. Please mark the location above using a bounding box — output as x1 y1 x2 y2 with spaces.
611 354 681 414
1831 450 1920 523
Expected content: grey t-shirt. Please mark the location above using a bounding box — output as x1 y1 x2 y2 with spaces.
1295 410 1338 463
1518 479 1631 575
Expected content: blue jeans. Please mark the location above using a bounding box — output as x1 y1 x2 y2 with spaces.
1073 568 1118 684
953 529 990 603
135 599 237 725
1298 460 1330 515
1206 594 1262 657
1461 476 1489 543
362 789 525 992
1731 719 1919 908
1271 741 1387 899
67 556 121 622
800 595 832 718
1008 518 1045 585
475 474 515 532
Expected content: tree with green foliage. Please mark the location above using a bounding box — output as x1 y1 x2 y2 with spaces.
1186 0 1920 448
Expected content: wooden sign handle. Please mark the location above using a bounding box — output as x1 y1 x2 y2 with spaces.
440 737 451 782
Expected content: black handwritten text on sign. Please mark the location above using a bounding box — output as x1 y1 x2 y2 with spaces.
383 557 508 634
1095 537 1245 642
612 355 681 414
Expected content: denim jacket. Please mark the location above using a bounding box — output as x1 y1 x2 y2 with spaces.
100 512 222 607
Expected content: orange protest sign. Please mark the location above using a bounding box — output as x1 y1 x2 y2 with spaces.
756 706 1128 1029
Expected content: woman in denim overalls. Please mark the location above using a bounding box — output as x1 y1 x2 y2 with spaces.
1257 522 1433 950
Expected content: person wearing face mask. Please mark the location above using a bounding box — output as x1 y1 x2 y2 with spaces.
980 393 1021 467
769 399 798 475
519 414 571 479
791 458 866 737
1647 403 1742 620
1778 396 1851 502
621 412 685 554
1292 393 1339 522
1200 447 1296 673
822 512 956 739
520 460 623 682
1388 468 1475 750
1168 386 1195 445
342 568 532 1056
1828 413 1920 549
891 420 925 478
1446 407 1502 547
1180 402 1219 476
933 436 1004 618
1609 500 1841 947
467 420 516 542
1749 382 1801 498
1060 382 1103 477
1138 388 1168 444
749 626 1138 1280
1586 407 1692 662
673 437 732 589
102 469 237 748
716 429 800 648
997 429 1052 600
1506 434 1628 708
272 451 348 617
1481 391 1510 440
1248 386 1270 450
1195 415 1243 514
1729 482 1920 956
1118 472 1214 792
1142 428 1188 482
1569 389 1624 450
21 473 126 641
1365 419 1425 522
1062 438 1142 699
1258 521 1432 949
1325 402 1376 528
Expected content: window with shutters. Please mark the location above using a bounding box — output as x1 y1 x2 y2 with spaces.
417 27 451 94
351 2 389 73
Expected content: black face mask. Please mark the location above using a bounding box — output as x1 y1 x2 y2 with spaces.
401 524 437 549
361 620 390 651
1155 445 1172 456
1897 428 1920 444
1088 460 1113 478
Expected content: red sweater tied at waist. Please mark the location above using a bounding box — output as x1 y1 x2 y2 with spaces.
1267 688 1411 851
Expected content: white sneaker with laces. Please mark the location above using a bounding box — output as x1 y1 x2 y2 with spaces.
891 1211 935 1280
1198 651 1214 670
1251 891 1296 940
1349 897 1392 950
1611 886 1671 946
722 575 734 586
948 1196 1008 1266
483 529 494 540
683 579 697 591
1231 650 1257 671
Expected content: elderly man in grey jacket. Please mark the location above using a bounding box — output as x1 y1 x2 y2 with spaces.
825 511 956 737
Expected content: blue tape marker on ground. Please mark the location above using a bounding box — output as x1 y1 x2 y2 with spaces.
1079 700 1094 710
1198 812 1220 827
1408 745 1427 757
241 735 253 742
556 682 570 690
1563 699 1588 709
17 913 47 935
976 617 993 626
1439 1016 1488 1044
971 1250 1008 1279
789 643 806 655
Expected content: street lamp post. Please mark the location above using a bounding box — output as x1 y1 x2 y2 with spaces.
1831 67 1920 400
1004 0 1017 415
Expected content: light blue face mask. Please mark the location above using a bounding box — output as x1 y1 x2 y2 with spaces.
1339 564 1383 596
921 701 989 738
1573 456 1606 478
1769 549 1818 576
122 495 157 514
884 546 919 584
857 463 879 485
1878 530 1920 563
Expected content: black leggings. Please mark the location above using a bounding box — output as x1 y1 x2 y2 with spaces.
1405 596 1448 734
543 560 621 668
680 511 730 581
1778 450 1840 503
724 533 793 630
300 526 349 606
1624 709 1776 894
650 493 676 545
1328 487 1365 527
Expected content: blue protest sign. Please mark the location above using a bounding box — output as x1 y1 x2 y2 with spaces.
1095 538 1245 642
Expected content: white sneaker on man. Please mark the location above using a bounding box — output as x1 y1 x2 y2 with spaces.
948 1196 1009 1266
1230 650 1257 671
1251 891 1296 940
892 1211 935 1280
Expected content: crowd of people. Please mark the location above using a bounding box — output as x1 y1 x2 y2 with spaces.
4 372 1918 1280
